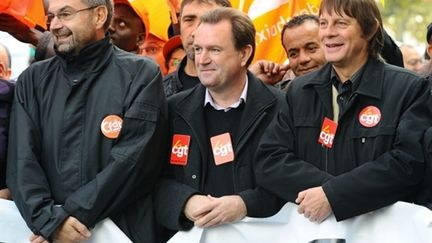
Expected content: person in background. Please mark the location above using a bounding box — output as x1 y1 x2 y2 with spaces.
6 0 168 242
163 0 232 97
0 42 14 200
109 0 149 54
163 35 185 75
400 44 424 74
142 32 169 76
154 7 284 242
255 0 431 223
278 14 327 90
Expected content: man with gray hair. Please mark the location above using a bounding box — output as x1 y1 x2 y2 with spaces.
6 0 168 242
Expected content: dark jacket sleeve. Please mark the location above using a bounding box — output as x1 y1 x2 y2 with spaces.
154 177 200 231
61 66 168 228
237 187 285 218
416 127 432 210
255 92 334 202
6 73 69 239
0 80 13 189
323 78 432 221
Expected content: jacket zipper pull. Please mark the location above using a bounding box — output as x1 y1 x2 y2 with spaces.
362 137 366 143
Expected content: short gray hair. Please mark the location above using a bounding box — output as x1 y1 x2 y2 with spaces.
82 0 114 31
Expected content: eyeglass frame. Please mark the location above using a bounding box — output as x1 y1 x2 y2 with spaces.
45 6 98 25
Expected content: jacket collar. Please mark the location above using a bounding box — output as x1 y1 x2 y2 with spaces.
174 71 277 150
235 71 277 151
304 58 384 100
55 36 113 76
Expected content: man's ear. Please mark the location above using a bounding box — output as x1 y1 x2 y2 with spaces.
240 44 253 67
94 5 108 30
0 62 11 80
365 19 380 41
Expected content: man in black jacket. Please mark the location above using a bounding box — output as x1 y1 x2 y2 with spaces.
6 0 168 242
255 0 432 223
155 8 284 241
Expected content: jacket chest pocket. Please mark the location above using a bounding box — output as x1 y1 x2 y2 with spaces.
293 117 322 162
351 125 396 164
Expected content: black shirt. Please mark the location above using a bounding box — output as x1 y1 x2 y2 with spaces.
179 67 200 91
203 102 245 197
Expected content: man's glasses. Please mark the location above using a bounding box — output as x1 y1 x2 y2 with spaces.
45 6 97 25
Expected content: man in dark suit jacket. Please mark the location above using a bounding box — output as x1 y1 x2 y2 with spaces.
154 8 284 242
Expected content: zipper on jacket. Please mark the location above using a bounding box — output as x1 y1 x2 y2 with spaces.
325 147 329 172
321 144 329 172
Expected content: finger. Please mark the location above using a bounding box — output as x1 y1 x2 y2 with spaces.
30 235 46 243
191 203 213 218
71 219 92 238
297 203 305 214
68 230 88 242
271 64 280 74
202 214 224 228
29 234 38 241
195 208 219 227
295 191 306 204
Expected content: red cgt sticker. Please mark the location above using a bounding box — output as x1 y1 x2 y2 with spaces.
170 134 190 166
359 106 381 127
318 117 338 149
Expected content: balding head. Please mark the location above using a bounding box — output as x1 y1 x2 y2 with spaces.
0 43 11 80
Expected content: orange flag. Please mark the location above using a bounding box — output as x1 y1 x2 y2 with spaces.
231 0 321 64
0 0 47 30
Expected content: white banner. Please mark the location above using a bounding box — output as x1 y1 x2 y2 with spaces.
168 202 432 243
0 199 132 243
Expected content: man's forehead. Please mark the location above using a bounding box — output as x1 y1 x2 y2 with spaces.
48 0 84 11
182 1 219 15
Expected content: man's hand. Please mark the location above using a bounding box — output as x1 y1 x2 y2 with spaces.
52 216 91 243
296 186 332 223
183 194 213 222
193 195 247 228
29 234 49 243
249 60 289 85
0 188 11 200
0 14 43 46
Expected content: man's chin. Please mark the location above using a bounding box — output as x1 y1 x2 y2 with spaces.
55 44 75 55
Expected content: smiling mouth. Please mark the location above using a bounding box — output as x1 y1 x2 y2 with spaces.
326 43 343 48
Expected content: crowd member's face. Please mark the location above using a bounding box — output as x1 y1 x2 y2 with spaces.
401 46 423 73
0 46 11 80
194 20 251 93
48 0 100 54
282 20 326 76
319 10 370 70
109 4 145 53
141 34 168 75
180 1 220 61
167 48 186 74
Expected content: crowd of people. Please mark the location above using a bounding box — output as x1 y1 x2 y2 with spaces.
0 0 431 243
